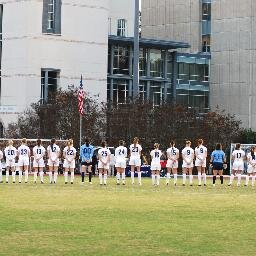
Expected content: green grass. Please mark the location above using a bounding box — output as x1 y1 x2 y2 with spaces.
0 176 256 256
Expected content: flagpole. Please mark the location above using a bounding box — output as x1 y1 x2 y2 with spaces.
79 115 82 149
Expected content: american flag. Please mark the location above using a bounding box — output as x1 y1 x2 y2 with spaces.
78 75 85 115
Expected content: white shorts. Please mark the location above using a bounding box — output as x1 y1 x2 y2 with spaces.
33 159 45 168
63 159 75 169
151 163 161 171
247 165 256 174
182 161 194 169
48 159 60 167
5 159 16 167
129 157 141 167
232 162 244 171
115 159 126 169
18 158 29 166
166 159 178 169
98 161 109 170
195 159 206 168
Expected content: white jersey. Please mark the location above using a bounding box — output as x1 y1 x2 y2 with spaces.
115 146 127 161
195 145 207 161
4 146 17 160
63 146 77 161
18 145 30 159
167 147 179 160
232 149 245 163
33 146 46 161
0 150 3 160
129 144 142 158
98 148 111 162
182 147 194 162
47 144 60 161
150 149 162 164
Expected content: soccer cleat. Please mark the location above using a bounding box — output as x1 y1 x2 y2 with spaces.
40 181 44 184
166 182 169 186
237 184 240 187
34 181 36 184
100 183 103 186
198 184 202 187
174 183 177 186
139 182 142 186
212 184 216 187
190 184 193 187
71 182 73 184
6 181 8 184
228 183 231 186
13 181 15 184
116 182 120 185
182 184 185 186
104 183 106 186
54 181 56 184
244 184 248 187
204 184 207 186
65 182 68 184
25 182 28 184
122 182 126 185
19 181 21 184
0 181 3 183
89 182 92 185
50 181 53 184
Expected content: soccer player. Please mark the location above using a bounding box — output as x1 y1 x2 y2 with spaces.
182 140 194 186
80 138 94 184
17 138 31 183
47 138 60 184
98 141 111 185
129 137 142 185
4 140 17 183
166 140 179 186
228 143 245 186
210 143 226 186
115 140 127 185
195 139 208 186
63 139 77 184
246 146 256 186
32 139 46 184
0 148 3 183
150 143 162 186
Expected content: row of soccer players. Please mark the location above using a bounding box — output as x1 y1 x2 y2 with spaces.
0 137 255 186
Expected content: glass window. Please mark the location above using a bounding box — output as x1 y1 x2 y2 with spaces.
150 82 162 106
139 82 147 102
117 19 126 37
202 3 211 21
48 0 55 30
202 35 211 52
41 69 60 104
112 79 129 105
139 49 147 77
178 62 189 81
113 45 129 75
150 50 163 78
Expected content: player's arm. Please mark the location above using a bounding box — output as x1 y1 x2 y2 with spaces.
0 151 3 160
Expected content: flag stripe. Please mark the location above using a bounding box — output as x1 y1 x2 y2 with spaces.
78 76 85 115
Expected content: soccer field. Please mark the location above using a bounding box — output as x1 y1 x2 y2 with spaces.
0 176 255 256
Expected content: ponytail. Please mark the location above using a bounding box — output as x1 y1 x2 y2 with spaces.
50 138 56 152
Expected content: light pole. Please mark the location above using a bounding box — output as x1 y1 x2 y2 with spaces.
133 0 140 101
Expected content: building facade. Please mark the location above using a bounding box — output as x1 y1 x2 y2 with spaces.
0 0 134 133
142 0 256 130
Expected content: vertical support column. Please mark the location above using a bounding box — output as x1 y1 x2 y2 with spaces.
110 79 114 102
129 46 133 99
110 45 114 103
132 0 140 100
146 48 151 101
163 50 168 102
44 71 49 103
171 51 178 104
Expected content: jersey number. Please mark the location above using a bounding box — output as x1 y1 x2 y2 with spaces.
237 153 242 158
101 151 108 157
8 150 15 156
200 148 204 154
119 149 125 155
37 149 42 155
187 150 190 155
67 150 74 156
21 149 27 155
132 147 138 153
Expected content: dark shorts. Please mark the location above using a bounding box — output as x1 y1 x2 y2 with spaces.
81 162 92 166
213 162 223 171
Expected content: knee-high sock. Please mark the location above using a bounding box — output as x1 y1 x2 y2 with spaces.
116 172 120 182
138 172 142 184
152 174 155 185
182 174 186 184
189 175 193 185
213 175 216 184
131 172 135 183
71 172 74 183
33 172 37 182
229 174 235 184
54 172 58 183
173 174 177 184
237 174 242 185
12 171 16 182
99 173 103 184
39 171 44 182
198 173 202 185
166 173 170 183
104 174 107 184
156 174 160 185
19 170 22 183
202 173 207 184
121 172 125 180
252 176 256 186
0 170 2 182
81 172 85 182
220 175 224 184
6 170 9 182
64 172 68 183
89 172 92 182
245 175 250 186
24 170 28 183
49 172 53 183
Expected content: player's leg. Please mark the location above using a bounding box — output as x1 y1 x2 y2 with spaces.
197 166 202 186
18 165 23 183
70 168 75 184
156 170 160 186
116 167 121 185
99 168 103 185
219 170 224 185
81 163 86 183
166 167 171 185
39 167 44 183
64 167 69 184
33 166 38 183
212 169 217 186
201 166 207 186
252 172 256 186
182 167 187 186
5 165 10 183
24 164 29 183
228 169 236 186
137 164 142 186
236 170 242 186
173 167 178 186
188 168 193 186
130 165 135 185
11 166 16 183
152 170 156 185
103 168 108 185
0 164 2 183
53 165 58 183
121 167 126 185
88 165 92 184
